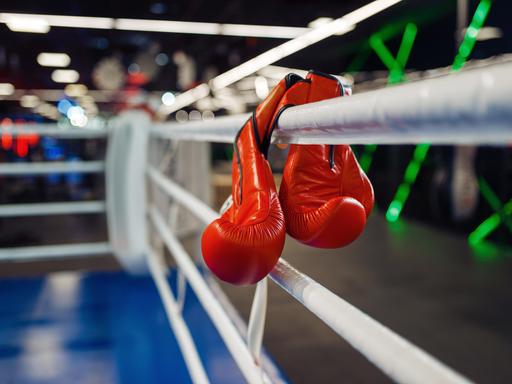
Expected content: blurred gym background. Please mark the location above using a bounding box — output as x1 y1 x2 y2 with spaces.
0 0 511 383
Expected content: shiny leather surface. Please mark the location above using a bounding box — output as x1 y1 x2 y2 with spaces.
279 73 374 248
201 77 294 285
202 72 374 285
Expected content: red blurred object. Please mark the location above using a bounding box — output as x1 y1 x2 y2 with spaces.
27 133 40 147
1 118 13 150
127 71 148 86
15 136 28 158
1 132 12 150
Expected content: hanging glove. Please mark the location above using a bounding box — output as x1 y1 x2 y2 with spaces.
201 74 309 285
279 71 374 248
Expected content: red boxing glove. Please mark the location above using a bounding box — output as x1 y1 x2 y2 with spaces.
201 74 309 285
202 71 374 284
279 72 374 248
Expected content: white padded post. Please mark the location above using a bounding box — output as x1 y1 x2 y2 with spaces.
106 110 150 273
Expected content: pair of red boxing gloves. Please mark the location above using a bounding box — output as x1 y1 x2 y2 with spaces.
202 71 374 285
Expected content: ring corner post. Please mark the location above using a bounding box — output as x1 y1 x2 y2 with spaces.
106 110 151 274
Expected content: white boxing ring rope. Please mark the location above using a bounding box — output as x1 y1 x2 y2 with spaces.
0 242 112 261
149 206 272 384
0 161 105 175
151 60 512 145
146 247 210 384
0 201 106 217
146 165 472 384
0 124 108 138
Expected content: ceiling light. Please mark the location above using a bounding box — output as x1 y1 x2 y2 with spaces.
175 110 188 123
66 105 85 119
64 84 88 97
221 24 309 38
308 17 334 29
155 53 169 66
161 0 402 115
51 69 79 83
79 95 95 105
116 19 220 35
70 114 88 127
118 19 309 38
37 52 70 67
20 95 39 108
117 19 309 38
0 83 14 96
0 12 310 39
128 63 140 74
57 99 74 115
189 110 202 120
307 17 355 35
161 92 176 106
44 14 112 29
168 84 210 112
202 110 215 121
216 0 399 90
1 14 50 33
35 103 56 115
0 13 113 30
211 0 398 90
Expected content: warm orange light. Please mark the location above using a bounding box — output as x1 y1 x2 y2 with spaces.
1 131 12 150
1 118 13 150
15 136 28 157
27 132 40 147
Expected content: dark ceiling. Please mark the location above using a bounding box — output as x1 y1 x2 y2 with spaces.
0 0 510 115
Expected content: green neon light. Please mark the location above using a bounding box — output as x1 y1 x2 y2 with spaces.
468 199 512 245
390 23 418 83
396 23 418 69
478 178 502 211
470 240 508 263
369 35 399 73
386 0 492 223
385 144 429 222
386 200 403 222
478 178 512 233
453 0 492 71
363 24 418 176
369 23 418 84
346 1 453 74
359 144 377 173
468 215 501 245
